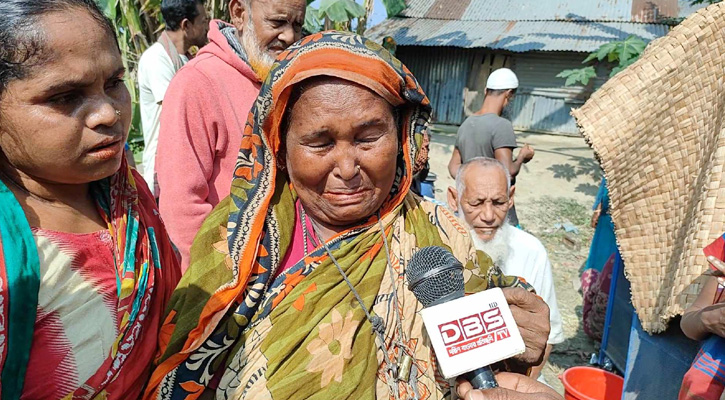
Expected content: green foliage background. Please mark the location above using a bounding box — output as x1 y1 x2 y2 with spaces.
95 0 405 155
557 0 722 87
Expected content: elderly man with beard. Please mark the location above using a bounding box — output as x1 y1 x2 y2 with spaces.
155 0 305 271
448 157 565 383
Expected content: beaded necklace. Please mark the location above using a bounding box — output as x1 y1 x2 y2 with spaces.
300 206 421 400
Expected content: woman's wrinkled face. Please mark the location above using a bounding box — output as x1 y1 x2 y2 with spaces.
285 78 399 229
0 8 131 185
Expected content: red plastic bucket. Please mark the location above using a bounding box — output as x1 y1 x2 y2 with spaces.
560 366 624 400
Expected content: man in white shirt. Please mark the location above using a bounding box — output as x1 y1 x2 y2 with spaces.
137 0 208 196
448 157 565 383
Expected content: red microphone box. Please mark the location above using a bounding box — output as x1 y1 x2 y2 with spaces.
420 287 526 379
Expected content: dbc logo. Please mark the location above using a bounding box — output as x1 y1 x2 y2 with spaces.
437 307 507 346
461 314 485 338
439 321 462 346
482 307 504 331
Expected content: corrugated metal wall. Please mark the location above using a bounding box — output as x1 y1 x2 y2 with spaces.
510 51 593 135
397 46 476 125
397 47 596 135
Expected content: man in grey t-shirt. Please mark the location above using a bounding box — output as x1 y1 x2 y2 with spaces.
455 113 517 161
448 68 534 225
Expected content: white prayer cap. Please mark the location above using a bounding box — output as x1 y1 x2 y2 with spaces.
486 68 519 90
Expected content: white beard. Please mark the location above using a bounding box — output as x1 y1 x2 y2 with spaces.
241 17 276 80
471 222 512 267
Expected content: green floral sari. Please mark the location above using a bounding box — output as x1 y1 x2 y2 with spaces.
145 31 528 400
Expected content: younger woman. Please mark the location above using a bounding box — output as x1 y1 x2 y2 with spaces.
0 1 180 398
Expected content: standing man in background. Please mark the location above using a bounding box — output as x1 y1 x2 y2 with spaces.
155 0 306 271
448 68 533 225
137 0 209 197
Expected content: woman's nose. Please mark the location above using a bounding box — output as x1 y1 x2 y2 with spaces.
333 150 360 181
86 96 119 129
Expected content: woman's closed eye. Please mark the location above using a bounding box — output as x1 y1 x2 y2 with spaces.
105 77 125 92
47 90 82 106
357 136 382 144
355 131 387 146
105 69 126 92
300 135 333 149
307 141 333 149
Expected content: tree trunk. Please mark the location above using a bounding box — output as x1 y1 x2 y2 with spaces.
357 0 374 34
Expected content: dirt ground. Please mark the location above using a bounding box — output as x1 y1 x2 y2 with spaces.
427 125 601 394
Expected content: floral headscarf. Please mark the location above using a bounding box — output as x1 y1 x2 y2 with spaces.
145 32 521 400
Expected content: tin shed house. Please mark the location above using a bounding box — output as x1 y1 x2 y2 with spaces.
366 0 701 135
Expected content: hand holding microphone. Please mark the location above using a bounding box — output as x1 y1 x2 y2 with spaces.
407 246 505 389
406 246 551 391
457 372 563 400
500 287 550 369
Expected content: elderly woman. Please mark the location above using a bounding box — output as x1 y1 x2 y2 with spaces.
0 0 180 399
145 32 552 400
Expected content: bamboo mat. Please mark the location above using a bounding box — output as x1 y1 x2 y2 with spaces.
573 3 725 333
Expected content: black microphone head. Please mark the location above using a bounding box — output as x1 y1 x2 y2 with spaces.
406 246 465 308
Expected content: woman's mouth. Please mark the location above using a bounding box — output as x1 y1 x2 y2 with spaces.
323 188 370 205
87 139 123 161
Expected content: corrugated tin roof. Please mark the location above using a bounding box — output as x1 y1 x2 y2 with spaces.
366 18 669 52
400 0 701 22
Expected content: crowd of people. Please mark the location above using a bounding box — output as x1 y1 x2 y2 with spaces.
3 0 724 399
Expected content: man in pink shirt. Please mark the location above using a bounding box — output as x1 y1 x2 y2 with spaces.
155 0 306 271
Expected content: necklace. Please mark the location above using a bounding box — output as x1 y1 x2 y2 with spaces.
300 206 420 400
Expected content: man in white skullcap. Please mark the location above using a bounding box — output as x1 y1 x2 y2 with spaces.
448 68 533 225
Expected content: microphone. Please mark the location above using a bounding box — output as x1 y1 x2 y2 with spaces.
406 246 500 389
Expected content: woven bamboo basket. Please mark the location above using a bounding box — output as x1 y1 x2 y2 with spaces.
573 3 725 333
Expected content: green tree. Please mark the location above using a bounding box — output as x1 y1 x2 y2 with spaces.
96 0 232 152
96 0 406 153
96 0 164 154
558 0 722 86
557 35 647 86
304 0 406 33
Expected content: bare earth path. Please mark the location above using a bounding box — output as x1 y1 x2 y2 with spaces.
427 126 601 394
